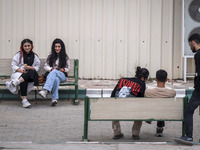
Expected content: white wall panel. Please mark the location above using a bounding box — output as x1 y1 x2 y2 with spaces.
173 0 183 79
161 0 174 79
82 0 93 78
92 0 103 79
127 0 139 77
149 0 162 78
138 0 150 68
1 0 13 58
0 0 2 58
0 0 183 79
103 0 115 79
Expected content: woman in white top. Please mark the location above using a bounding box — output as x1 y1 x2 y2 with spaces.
39 38 70 106
6 39 40 108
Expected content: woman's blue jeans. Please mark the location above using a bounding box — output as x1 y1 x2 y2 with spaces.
43 69 66 100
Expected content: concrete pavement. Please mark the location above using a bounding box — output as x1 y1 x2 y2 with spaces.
1 142 200 150
0 99 200 149
0 79 200 149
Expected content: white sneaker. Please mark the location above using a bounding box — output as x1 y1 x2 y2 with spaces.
11 80 20 87
39 89 48 98
51 99 58 106
22 99 31 108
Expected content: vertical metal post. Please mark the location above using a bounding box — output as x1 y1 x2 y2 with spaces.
184 56 187 83
74 59 79 105
83 96 89 141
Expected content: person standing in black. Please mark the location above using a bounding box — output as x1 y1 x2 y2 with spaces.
174 33 200 145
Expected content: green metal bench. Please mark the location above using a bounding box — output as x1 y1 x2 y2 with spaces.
0 58 79 105
82 96 188 141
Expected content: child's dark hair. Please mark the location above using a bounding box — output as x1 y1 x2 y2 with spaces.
156 69 167 82
135 66 149 80
188 33 200 44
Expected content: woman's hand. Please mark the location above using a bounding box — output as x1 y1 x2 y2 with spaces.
60 68 65 72
24 65 35 71
24 65 31 70
17 68 27 73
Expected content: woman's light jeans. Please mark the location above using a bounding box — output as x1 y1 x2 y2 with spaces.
43 69 66 100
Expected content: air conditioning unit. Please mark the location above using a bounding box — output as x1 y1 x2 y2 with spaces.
184 0 200 56
183 0 200 82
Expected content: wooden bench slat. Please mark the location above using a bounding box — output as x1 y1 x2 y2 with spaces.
90 97 183 120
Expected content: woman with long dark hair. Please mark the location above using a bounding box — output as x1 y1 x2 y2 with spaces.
6 39 40 108
39 38 70 106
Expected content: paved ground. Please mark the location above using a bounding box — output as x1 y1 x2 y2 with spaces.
0 99 200 149
0 142 200 150
0 79 200 149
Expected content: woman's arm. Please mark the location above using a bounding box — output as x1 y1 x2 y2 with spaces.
60 59 70 73
11 52 26 73
44 54 53 72
64 59 70 72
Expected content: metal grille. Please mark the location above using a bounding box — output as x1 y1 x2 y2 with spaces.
189 0 200 22
189 27 200 37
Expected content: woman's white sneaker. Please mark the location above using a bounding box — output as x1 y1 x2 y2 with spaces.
22 99 31 108
39 89 48 98
51 100 57 106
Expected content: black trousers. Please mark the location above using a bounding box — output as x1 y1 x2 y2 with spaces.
20 70 38 96
184 89 200 138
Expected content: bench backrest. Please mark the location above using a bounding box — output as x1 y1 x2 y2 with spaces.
88 97 184 121
0 58 76 78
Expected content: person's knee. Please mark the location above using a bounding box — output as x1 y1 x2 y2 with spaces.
53 77 61 85
47 69 57 78
55 77 60 82
49 69 57 74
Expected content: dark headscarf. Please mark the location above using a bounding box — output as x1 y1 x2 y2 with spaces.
23 50 35 66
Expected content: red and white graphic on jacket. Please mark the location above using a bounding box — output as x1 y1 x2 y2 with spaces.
116 79 142 96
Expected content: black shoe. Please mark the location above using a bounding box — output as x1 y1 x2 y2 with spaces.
112 133 124 140
155 127 163 137
174 136 193 146
145 121 152 124
132 135 140 140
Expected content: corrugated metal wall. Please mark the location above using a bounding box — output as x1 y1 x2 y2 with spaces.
0 0 183 79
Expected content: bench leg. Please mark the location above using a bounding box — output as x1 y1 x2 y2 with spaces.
82 96 89 141
74 59 79 105
74 84 79 105
182 121 185 136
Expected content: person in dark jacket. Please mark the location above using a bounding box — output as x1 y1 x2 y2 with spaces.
174 33 200 145
111 66 149 140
